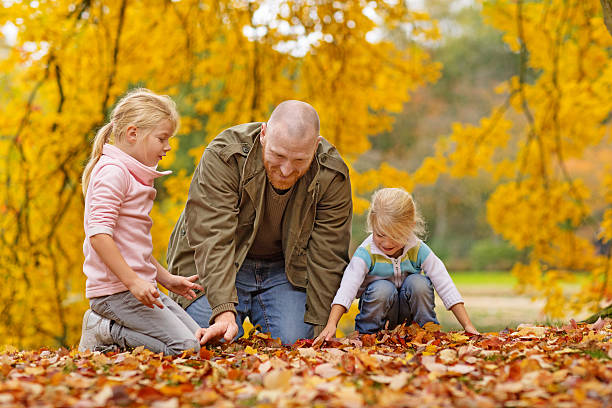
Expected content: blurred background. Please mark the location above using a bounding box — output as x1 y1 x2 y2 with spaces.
1 0 611 348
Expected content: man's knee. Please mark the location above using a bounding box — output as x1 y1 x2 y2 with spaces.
186 296 212 328
279 326 313 345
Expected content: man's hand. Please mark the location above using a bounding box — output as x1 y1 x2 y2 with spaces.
127 278 164 309
197 311 238 345
164 275 204 300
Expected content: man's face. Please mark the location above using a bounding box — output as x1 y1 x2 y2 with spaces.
260 123 319 190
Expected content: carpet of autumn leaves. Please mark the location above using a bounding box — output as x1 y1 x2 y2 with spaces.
1 320 612 407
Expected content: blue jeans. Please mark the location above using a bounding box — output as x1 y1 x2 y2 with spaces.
186 258 313 344
355 274 439 334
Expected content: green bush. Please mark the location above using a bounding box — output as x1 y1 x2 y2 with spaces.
469 240 521 271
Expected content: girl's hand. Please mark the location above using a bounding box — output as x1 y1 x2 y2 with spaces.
128 278 164 308
313 324 337 346
449 303 479 335
165 275 204 300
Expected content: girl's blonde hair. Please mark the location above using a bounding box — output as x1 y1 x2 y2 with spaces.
367 188 427 243
81 88 179 195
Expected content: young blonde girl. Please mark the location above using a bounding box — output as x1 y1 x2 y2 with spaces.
78 88 204 355
316 188 478 343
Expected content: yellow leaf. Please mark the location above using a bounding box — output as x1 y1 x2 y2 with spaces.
448 333 469 343
263 369 292 389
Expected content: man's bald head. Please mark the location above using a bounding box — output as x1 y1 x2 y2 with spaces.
260 100 322 190
267 100 320 143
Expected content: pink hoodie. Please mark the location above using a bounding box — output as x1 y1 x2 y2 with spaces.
83 144 171 298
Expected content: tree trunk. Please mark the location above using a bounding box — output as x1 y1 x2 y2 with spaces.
584 304 612 323
603 0 612 36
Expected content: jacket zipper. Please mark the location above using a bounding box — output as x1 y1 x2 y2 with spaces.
392 258 402 287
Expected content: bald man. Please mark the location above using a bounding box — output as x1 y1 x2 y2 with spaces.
167 101 353 345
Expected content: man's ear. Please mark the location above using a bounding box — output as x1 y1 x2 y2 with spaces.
126 125 138 144
314 135 322 153
260 122 267 146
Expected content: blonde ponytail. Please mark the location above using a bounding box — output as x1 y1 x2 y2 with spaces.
82 122 113 195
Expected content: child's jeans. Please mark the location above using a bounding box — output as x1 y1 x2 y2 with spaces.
90 290 201 355
355 274 439 334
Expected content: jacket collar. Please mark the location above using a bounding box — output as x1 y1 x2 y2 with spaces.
103 144 171 186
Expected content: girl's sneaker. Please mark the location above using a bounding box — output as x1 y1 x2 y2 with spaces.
78 309 113 352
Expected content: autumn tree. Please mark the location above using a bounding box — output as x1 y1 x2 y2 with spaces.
361 0 612 318
0 0 440 348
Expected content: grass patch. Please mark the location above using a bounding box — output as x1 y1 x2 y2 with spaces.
450 271 517 287
450 270 590 288
581 349 611 360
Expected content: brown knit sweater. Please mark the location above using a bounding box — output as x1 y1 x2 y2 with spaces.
247 181 294 260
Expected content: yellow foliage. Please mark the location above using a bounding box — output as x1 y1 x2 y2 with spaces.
337 300 360 338
410 0 612 317
0 0 439 348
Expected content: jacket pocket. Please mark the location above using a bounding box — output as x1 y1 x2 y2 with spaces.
289 247 307 287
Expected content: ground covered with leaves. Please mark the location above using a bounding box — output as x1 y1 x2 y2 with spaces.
1 320 611 407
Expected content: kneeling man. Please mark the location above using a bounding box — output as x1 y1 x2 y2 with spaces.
166 100 352 345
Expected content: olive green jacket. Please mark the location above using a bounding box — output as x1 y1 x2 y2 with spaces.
166 122 352 334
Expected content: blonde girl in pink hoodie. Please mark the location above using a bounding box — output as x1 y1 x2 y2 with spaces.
78 89 204 355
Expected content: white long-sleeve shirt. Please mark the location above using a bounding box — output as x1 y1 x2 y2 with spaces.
332 234 463 310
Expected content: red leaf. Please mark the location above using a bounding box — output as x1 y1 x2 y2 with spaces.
362 334 376 347
137 386 164 401
199 348 214 360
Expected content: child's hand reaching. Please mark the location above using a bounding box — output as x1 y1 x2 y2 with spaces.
165 275 204 300
314 304 346 346
314 324 338 346
151 258 204 300
128 278 164 309
449 303 480 335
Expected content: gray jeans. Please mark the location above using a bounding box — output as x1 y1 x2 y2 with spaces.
90 290 200 355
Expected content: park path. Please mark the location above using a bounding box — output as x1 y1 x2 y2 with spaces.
436 286 589 332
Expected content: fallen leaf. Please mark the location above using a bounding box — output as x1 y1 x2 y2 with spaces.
439 349 458 364
263 369 292 389
152 398 179 408
315 363 342 378
447 364 475 375
423 322 442 332
199 348 213 360
514 324 546 337
297 347 317 358
421 355 446 374
258 360 272 374
448 332 469 343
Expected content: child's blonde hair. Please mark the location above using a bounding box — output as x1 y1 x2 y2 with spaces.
81 88 179 195
367 188 427 243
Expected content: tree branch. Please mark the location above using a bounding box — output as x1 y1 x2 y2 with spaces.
602 0 612 36
101 0 127 117
516 0 548 187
